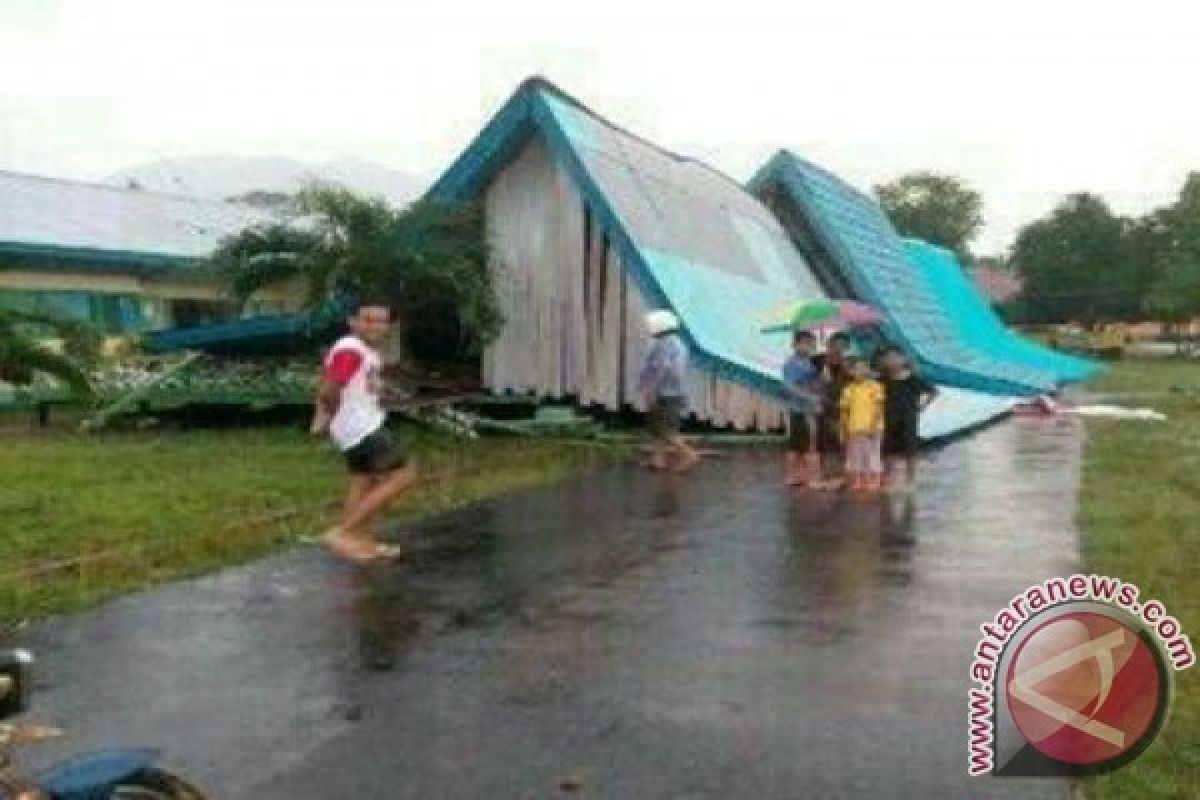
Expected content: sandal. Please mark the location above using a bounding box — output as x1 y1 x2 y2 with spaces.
323 529 380 563
374 543 406 560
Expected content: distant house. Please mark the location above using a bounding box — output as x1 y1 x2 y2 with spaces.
969 264 1023 305
0 170 287 337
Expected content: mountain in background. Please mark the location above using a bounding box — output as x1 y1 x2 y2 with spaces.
106 155 426 207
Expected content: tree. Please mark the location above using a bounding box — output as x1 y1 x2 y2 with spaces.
1143 260 1200 349
1006 172 1200 326
0 309 98 398
212 186 501 363
875 172 984 259
1142 172 1200 341
1009 193 1130 323
1119 208 1173 305
1168 172 1200 260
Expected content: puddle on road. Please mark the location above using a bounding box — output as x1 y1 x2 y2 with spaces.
331 417 1083 676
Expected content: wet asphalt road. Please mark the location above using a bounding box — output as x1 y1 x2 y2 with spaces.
16 417 1081 799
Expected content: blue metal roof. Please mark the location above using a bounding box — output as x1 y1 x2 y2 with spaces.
902 239 1099 383
428 78 826 402
141 309 325 354
748 151 1057 396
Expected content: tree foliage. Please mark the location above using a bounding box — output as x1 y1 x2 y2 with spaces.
1142 173 1200 327
0 309 98 397
875 171 984 259
212 186 501 363
1010 172 1200 324
1009 194 1129 322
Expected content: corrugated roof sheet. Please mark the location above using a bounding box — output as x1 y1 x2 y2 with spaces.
904 239 1098 383
748 151 1057 396
0 170 272 268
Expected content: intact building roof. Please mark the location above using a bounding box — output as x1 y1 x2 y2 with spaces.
0 170 272 272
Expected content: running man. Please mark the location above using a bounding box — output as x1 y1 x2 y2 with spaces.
310 300 417 562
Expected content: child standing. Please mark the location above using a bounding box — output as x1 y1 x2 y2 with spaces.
812 331 851 486
880 347 938 490
838 355 885 492
782 330 822 486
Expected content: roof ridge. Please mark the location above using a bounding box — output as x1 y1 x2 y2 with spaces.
777 149 870 197
0 167 245 207
520 76 753 195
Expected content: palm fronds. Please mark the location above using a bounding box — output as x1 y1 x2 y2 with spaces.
0 309 96 398
212 185 500 362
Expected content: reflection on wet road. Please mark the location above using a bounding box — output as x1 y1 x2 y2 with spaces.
18 418 1080 798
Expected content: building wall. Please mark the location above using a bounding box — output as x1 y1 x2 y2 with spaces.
483 135 784 431
0 269 217 298
0 266 303 333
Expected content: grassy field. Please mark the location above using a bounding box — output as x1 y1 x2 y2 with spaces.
1079 359 1200 799
0 424 621 624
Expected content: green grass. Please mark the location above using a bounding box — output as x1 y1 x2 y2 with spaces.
0 425 622 623
1079 359 1200 799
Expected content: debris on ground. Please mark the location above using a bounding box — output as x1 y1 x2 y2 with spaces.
1063 404 1167 421
1014 394 1166 421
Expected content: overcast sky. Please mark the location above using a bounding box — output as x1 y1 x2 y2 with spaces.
3 0 1200 253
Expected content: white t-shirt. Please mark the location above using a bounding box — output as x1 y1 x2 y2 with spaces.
323 335 386 450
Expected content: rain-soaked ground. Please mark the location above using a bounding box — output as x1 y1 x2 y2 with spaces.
17 417 1082 799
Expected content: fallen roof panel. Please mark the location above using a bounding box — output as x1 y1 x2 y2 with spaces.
748 151 1058 396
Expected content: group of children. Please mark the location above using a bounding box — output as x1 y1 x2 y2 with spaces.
635 309 938 489
782 331 938 492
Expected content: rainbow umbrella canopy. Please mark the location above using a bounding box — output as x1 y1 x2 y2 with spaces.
759 298 882 334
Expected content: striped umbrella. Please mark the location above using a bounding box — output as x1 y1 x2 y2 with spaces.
759 298 882 334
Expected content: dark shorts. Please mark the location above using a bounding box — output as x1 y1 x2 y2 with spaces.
648 396 685 439
882 417 920 457
787 412 816 451
343 429 408 475
816 413 841 456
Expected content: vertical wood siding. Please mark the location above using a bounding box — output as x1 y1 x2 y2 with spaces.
483 136 784 432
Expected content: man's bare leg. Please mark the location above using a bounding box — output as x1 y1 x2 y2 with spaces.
341 464 419 536
344 475 373 523
882 456 899 491
326 475 377 561
784 450 803 485
669 435 699 472
649 440 669 470
816 451 844 491
356 474 397 552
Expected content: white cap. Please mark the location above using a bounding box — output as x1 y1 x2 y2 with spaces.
643 309 680 336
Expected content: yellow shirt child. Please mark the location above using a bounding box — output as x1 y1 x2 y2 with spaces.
839 376 884 436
